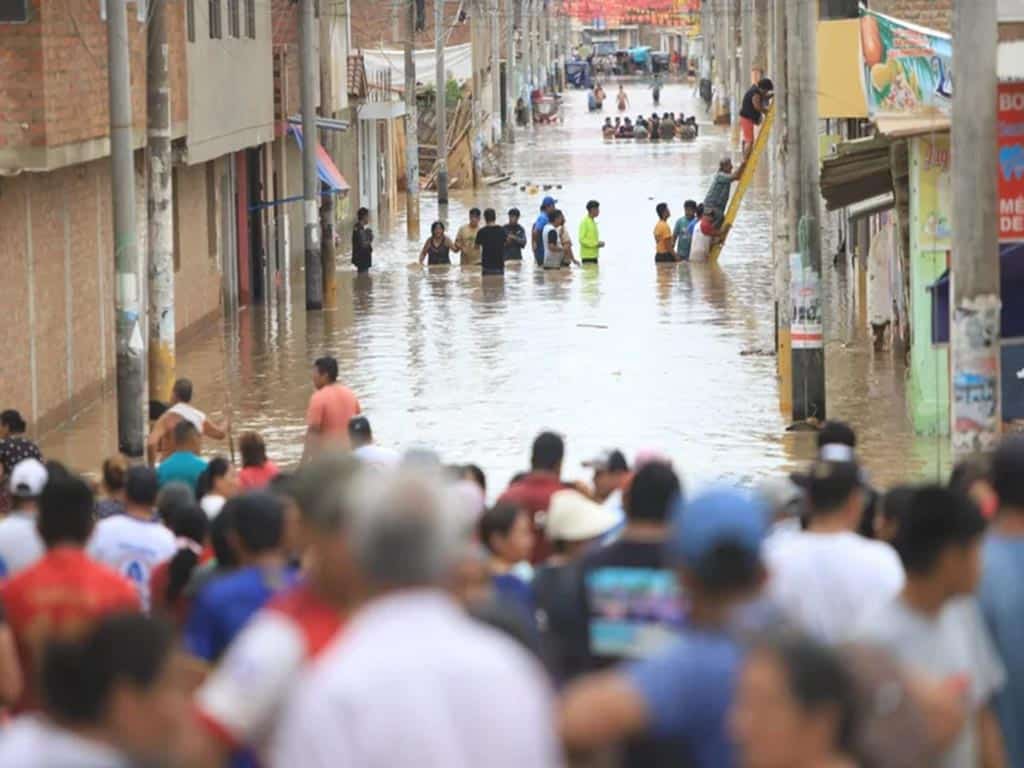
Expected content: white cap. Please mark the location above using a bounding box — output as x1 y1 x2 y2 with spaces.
9 458 47 498
546 490 620 543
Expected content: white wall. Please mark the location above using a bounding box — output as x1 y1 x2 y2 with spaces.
185 0 276 165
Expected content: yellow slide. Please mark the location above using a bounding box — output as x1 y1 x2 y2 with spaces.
709 107 775 262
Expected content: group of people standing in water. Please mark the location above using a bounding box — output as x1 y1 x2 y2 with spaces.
415 196 605 274
603 113 698 141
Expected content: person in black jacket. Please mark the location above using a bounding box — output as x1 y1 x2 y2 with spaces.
352 207 373 273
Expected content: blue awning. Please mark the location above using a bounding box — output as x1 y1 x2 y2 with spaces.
287 125 350 194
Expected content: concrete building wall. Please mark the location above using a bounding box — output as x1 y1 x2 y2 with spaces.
868 0 951 31
185 0 276 164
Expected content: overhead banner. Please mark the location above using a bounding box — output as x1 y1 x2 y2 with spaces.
999 82 1024 241
858 7 952 117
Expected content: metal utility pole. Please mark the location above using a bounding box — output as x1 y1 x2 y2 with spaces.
505 0 515 141
405 0 421 235
726 0 738 126
147 0 174 407
540 0 549 89
950 0 1000 456
523 0 533 126
770 0 791 412
470 3 482 183
319 2 337 309
436 0 449 202
491 0 501 142
300 0 323 310
531 0 542 95
785 0 824 423
108 0 145 456
741 0 752 90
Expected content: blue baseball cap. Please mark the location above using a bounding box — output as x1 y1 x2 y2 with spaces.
667 486 767 568
541 195 558 208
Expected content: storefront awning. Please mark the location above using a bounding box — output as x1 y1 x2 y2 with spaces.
287 125 350 193
819 135 893 211
874 114 950 139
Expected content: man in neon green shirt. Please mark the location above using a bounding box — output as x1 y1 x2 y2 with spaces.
578 200 605 264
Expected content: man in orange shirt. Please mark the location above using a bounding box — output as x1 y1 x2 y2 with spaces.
654 202 675 263
0 465 140 712
303 356 362 461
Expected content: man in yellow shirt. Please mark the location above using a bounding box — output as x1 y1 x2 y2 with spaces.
654 202 675 263
578 200 605 264
453 208 482 266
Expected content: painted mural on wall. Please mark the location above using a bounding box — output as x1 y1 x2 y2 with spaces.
914 134 952 251
859 7 952 116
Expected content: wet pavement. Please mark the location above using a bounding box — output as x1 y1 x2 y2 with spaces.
41 81 949 492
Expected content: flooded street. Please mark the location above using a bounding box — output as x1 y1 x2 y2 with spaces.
42 82 949 491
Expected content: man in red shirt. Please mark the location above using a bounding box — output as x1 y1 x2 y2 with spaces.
183 453 362 767
498 432 570 563
0 465 139 712
303 356 362 461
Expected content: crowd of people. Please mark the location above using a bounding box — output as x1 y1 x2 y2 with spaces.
602 113 699 141
398 155 748 271
412 195 605 272
1 376 1024 767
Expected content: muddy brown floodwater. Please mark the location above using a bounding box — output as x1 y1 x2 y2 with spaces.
41 82 949 493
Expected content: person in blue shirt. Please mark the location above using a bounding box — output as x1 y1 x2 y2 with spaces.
184 491 297 663
672 200 699 262
532 196 557 267
156 420 208 494
560 486 769 768
979 436 1024 768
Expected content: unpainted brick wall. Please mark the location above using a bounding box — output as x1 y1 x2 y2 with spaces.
0 0 189 153
348 0 471 52
37 0 147 148
0 1 44 150
867 0 951 32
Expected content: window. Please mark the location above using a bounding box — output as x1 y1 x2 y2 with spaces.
228 0 239 37
186 0 195 41
245 0 254 38
208 0 221 38
0 0 28 22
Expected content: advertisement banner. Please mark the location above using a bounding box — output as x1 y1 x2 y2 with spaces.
999 82 1024 242
790 254 823 350
859 8 952 117
914 134 952 251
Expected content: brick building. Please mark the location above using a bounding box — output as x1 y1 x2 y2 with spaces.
0 0 276 433
867 0 951 31
348 0 471 50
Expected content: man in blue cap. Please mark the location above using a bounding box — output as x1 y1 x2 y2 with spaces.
532 196 557 267
559 486 769 768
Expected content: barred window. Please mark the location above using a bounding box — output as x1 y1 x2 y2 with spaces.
228 0 239 37
245 0 255 38
208 0 222 38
